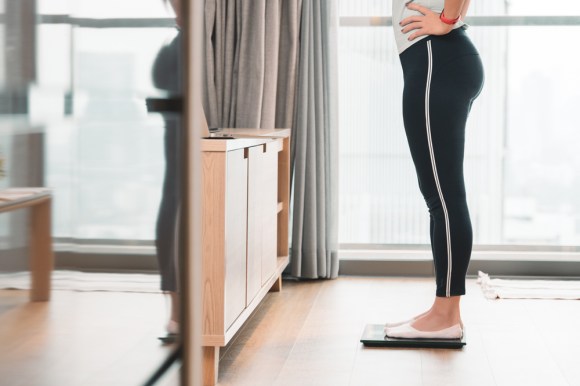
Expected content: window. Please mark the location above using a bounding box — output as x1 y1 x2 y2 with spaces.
338 1 580 249
34 0 177 241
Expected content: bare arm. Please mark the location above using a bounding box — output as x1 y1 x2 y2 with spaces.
442 0 466 20
402 0 471 41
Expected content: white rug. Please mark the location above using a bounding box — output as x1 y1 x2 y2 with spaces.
0 270 161 293
477 271 580 300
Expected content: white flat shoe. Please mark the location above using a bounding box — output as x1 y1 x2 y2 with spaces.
383 317 417 333
384 310 433 331
385 322 463 340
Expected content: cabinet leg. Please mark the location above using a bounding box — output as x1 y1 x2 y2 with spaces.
203 346 220 386
30 199 53 302
270 275 282 292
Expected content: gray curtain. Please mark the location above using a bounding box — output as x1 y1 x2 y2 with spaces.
203 0 302 128
203 0 339 280
290 0 339 279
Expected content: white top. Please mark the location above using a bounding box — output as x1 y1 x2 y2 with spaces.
392 0 466 54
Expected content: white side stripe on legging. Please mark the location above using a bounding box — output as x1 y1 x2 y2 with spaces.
425 40 452 297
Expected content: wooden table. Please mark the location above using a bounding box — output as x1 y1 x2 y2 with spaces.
0 188 53 301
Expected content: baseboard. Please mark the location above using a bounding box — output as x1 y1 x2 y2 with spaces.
55 251 159 273
339 258 580 279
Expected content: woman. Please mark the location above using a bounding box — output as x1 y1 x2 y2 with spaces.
152 0 183 337
385 0 484 339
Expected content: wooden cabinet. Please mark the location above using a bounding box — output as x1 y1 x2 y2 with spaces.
201 129 290 386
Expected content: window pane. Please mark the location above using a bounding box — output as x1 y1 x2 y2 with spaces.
339 0 390 16
72 0 170 19
508 1 580 16
503 26 580 245
38 0 70 14
338 25 507 245
47 28 175 240
34 0 179 241
338 2 580 246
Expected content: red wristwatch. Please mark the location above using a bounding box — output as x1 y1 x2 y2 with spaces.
440 9 460 25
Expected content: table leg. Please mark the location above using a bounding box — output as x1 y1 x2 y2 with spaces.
29 199 53 301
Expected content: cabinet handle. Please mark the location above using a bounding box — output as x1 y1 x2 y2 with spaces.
244 147 249 159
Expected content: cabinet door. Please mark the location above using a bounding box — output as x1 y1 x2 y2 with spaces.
247 141 280 306
246 146 264 305
224 148 248 330
260 141 279 286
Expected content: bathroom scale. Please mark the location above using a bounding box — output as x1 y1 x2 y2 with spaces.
360 324 466 349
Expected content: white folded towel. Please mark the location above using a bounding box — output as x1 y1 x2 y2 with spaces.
477 271 580 300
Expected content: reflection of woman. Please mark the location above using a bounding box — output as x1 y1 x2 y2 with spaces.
152 0 183 336
385 0 484 339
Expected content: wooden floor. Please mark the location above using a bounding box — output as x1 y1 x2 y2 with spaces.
216 276 580 386
2 277 580 386
0 289 177 386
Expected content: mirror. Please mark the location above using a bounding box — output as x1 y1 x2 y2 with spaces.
0 0 183 384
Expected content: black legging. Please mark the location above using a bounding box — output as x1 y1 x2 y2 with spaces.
155 117 180 292
400 27 484 297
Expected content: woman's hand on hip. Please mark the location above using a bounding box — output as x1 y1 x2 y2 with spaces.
400 3 454 41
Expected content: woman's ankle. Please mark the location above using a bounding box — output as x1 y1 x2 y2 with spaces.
411 298 462 329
